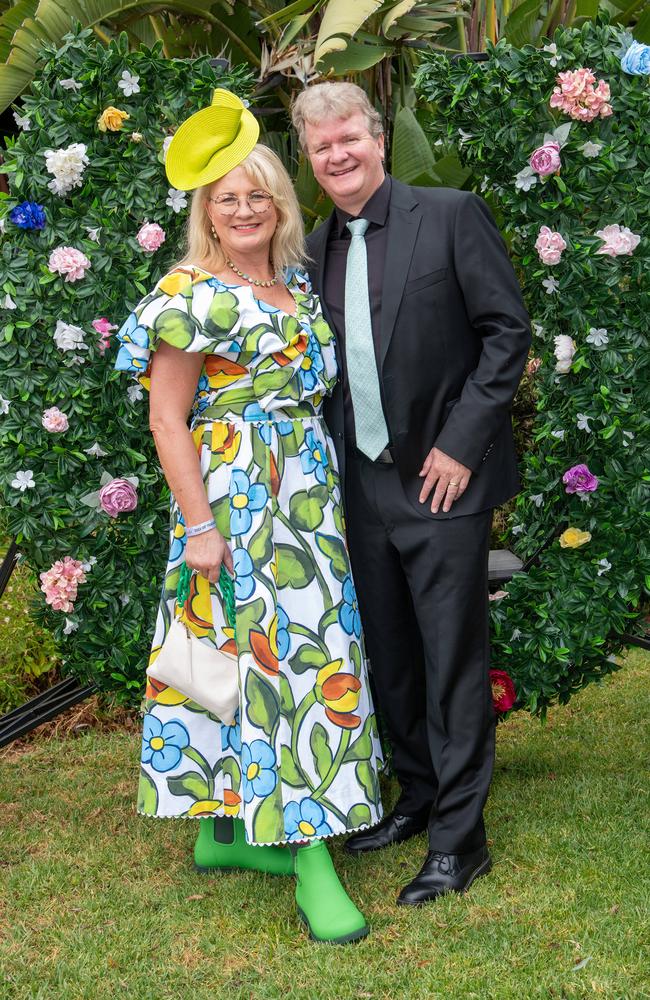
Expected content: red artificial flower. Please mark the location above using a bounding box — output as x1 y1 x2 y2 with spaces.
489 669 516 713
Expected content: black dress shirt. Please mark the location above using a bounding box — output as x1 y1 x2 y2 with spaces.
323 175 391 447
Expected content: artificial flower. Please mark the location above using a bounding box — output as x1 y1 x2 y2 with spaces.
549 67 612 121
489 669 516 713
585 327 608 347
43 143 89 196
117 70 140 96
579 140 603 158
526 357 542 375
127 383 143 403
97 106 130 132
535 226 567 265
11 469 35 491
98 477 138 517
42 407 69 433
530 493 543 507
3 294 16 310
542 42 561 67
40 556 87 613
63 618 79 634
13 111 31 130
529 140 561 177
559 527 591 549
621 40 650 76
162 135 173 159
59 78 82 92
553 334 576 373
514 167 537 192
595 224 640 257
551 429 565 440
9 201 46 230
84 442 108 458
130 132 143 143
542 276 560 294
85 227 101 242
562 464 599 494
48 246 91 282
0 396 9 415
576 413 593 433
53 320 87 353
166 188 187 213
597 558 612 576
136 221 166 252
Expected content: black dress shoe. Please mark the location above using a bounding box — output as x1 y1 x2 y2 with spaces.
396 845 492 906
344 811 428 855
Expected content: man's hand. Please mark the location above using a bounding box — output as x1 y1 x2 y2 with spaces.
418 447 472 513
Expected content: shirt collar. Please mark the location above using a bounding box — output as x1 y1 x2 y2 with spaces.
334 174 391 238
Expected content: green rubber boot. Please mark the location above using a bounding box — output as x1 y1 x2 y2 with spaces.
194 816 294 876
294 840 369 945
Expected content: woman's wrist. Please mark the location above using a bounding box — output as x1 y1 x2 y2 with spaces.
185 518 216 538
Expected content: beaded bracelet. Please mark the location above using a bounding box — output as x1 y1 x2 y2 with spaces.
186 518 216 538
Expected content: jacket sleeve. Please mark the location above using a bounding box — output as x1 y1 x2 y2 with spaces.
433 192 531 472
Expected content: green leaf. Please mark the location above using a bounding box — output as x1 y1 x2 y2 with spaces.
252 783 284 843
310 721 333 779
343 714 375 762
137 768 158 813
391 105 436 185
289 487 327 531
167 770 210 801
346 803 372 830
275 543 315 589
315 532 348 582
355 760 380 805
289 642 329 674
280 743 303 786
248 507 273 569
245 669 280 737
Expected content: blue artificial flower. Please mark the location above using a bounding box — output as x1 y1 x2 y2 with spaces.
300 428 329 485
284 797 333 841
339 574 361 638
276 604 290 661
621 40 650 76
229 469 268 537
141 714 189 772
241 740 278 803
233 547 255 601
222 716 242 754
299 334 324 392
9 201 46 230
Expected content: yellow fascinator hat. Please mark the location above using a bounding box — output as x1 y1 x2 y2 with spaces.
165 88 259 191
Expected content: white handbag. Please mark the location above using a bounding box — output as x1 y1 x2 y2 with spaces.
146 564 239 725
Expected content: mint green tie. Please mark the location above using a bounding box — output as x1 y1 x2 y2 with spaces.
344 218 389 460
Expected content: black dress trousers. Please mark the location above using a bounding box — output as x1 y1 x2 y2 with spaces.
344 447 496 854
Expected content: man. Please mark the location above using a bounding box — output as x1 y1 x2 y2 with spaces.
291 82 531 907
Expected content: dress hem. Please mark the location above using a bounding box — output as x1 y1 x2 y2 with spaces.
136 808 382 848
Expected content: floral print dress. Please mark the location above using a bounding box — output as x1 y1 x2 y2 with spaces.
115 265 383 845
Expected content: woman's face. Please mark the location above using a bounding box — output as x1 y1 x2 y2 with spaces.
206 166 278 263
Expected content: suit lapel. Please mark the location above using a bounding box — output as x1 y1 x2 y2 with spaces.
379 180 421 370
307 213 340 366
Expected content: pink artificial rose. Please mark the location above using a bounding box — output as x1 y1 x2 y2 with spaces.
92 317 117 336
48 246 91 282
137 222 166 252
39 556 87 613
42 406 69 433
595 224 641 257
549 67 612 121
535 225 567 265
562 463 599 494
98 477 138 517
529 141 561 177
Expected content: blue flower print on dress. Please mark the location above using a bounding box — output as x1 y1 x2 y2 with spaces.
339 574 362 638
241 740 278 804
169 510 186 563
299 334 324 392
115 311 150 372
233 548 255 601
243 402 273 445
276 605 290 661
222 716 242 754
194 373 212 414
284 797 333 841
229 469 268 537
142 715 189 772
300 429 329 485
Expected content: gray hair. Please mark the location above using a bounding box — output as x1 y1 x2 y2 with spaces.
291 82 383 152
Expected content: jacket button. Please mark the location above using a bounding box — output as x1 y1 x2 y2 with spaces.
338 432 343 440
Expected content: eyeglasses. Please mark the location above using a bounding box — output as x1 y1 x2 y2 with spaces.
207 191 274 216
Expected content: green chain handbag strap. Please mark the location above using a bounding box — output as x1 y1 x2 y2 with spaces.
177 562 236 633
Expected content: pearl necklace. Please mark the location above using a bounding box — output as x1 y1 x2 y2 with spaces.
226 258 277 287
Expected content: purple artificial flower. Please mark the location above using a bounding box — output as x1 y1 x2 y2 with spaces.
9 201 46 230
562 464 599 494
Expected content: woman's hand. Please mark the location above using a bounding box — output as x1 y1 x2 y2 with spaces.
184 529 234 583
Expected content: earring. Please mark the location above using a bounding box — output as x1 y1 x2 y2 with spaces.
210 223 217 239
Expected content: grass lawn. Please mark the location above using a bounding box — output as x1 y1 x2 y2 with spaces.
0 650 647 1000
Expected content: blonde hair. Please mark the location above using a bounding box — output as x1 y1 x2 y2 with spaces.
176 145 305 273
291 82 384 152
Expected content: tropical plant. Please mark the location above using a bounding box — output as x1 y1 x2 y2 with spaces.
415 17 650 716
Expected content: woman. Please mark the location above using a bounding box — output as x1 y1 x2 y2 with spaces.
115 90 383 945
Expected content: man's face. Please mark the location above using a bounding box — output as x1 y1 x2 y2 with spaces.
304 110 385 211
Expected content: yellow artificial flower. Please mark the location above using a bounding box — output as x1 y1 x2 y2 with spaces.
97 106 130 132
559 527 592 549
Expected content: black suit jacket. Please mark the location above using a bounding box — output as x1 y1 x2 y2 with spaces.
306 178 532 519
